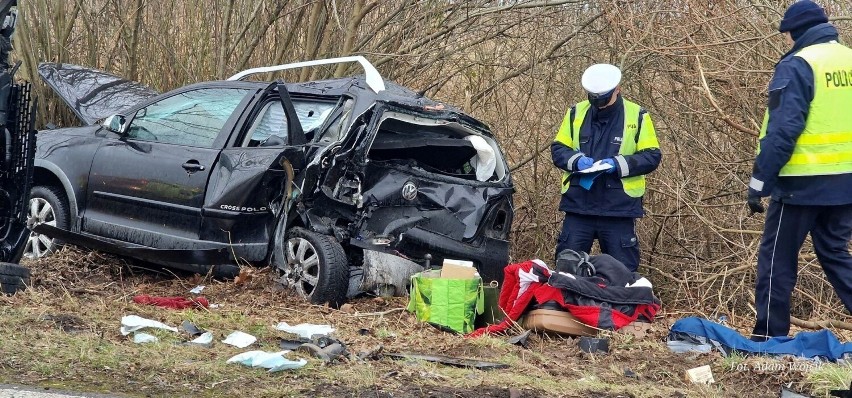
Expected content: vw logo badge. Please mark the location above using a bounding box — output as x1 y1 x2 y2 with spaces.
401 181 418 201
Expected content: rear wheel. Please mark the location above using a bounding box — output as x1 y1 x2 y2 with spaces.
25 186 70 259
283 227 349 306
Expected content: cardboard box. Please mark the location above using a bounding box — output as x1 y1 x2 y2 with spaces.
440 259 478 279
685 365 714 384
522 309 597 337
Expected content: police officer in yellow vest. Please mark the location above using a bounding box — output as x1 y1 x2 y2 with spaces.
748 1 852 340
551 64 662 272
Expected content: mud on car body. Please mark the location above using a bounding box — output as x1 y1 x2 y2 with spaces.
32 57 514 304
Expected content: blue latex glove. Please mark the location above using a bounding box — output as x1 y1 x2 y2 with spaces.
576 156 594 171
601 158 617 174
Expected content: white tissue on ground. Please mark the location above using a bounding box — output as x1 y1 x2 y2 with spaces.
227 350 307 372
120 315 179 336
190 331 214 345
222 331 257 348
275 322 335 339
133 332 159 344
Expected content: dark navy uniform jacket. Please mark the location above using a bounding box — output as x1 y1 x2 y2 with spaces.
551 96 662 218
751 23 852 206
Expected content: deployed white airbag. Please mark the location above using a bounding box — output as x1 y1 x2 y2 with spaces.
465 135 497 181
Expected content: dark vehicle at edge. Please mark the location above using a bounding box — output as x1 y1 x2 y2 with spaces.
0 0 36 267
31 57 514 304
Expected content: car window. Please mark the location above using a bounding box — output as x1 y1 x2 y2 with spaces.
315 99 353 144
243 101 288 147
293 100 335 132
127 88 249 147
242 99 336 147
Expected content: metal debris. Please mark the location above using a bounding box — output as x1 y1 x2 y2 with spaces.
385 353 508 370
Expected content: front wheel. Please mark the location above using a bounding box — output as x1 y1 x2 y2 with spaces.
282 227 349 306
25 186 70 259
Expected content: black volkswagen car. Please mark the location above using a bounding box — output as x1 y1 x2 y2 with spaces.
31 57 514 304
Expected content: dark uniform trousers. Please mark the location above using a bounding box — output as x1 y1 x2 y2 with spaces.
753 201 852 339
556 213 640 272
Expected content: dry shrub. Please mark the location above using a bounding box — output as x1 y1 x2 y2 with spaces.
15 0 852 324
23 246 131 290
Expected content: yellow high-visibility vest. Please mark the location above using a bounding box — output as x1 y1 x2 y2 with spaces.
758 41 852 176
553 99 659 197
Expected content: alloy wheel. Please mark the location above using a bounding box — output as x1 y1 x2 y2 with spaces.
24 197 57 259
284 236 321 298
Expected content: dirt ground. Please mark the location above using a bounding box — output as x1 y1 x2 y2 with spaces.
0 248 847 398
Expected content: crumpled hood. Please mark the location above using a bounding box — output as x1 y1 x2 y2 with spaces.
37 63 159 125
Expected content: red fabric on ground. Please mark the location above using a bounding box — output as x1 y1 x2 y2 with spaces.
132 295 209 309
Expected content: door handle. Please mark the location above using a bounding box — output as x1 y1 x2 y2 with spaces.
182 160 205 172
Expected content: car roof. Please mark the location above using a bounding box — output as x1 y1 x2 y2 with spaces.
38 62 489 132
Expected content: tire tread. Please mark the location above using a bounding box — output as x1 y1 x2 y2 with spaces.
287 227 349 306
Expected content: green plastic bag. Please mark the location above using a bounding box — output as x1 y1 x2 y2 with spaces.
407 270 484 334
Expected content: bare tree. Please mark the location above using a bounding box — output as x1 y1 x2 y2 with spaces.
16 0 852 327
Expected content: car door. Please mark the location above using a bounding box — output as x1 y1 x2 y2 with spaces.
82 86 252 247
200 83 314 255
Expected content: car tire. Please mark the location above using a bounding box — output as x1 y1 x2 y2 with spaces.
25 185 70 259
283 227 349 306
0 262 30 294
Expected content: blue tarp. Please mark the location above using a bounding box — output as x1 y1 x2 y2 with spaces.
670 317 852 361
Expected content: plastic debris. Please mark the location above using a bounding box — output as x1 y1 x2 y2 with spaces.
120 315 179 336
227 350 307 372
667 339 713 354
578 337 610 354
133 332 159 344
385 353 508 370
275 322 335 339
181 320 205 337
296 341 347 362
222 331 257 348
781 387 812 398
279 339 304 351
189 285 205 294
507 330 531 348
357 345 384 361
279 334 348 361
189 332 214 347
667 331 726 355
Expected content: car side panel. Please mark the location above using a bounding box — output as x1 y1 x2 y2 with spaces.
83 140 219 242
33 126 103 231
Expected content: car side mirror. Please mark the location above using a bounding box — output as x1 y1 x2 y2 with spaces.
102 114 127 135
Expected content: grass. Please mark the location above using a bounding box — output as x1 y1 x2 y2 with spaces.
721 350 748 373
0 247 843 397
807 362 852 397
